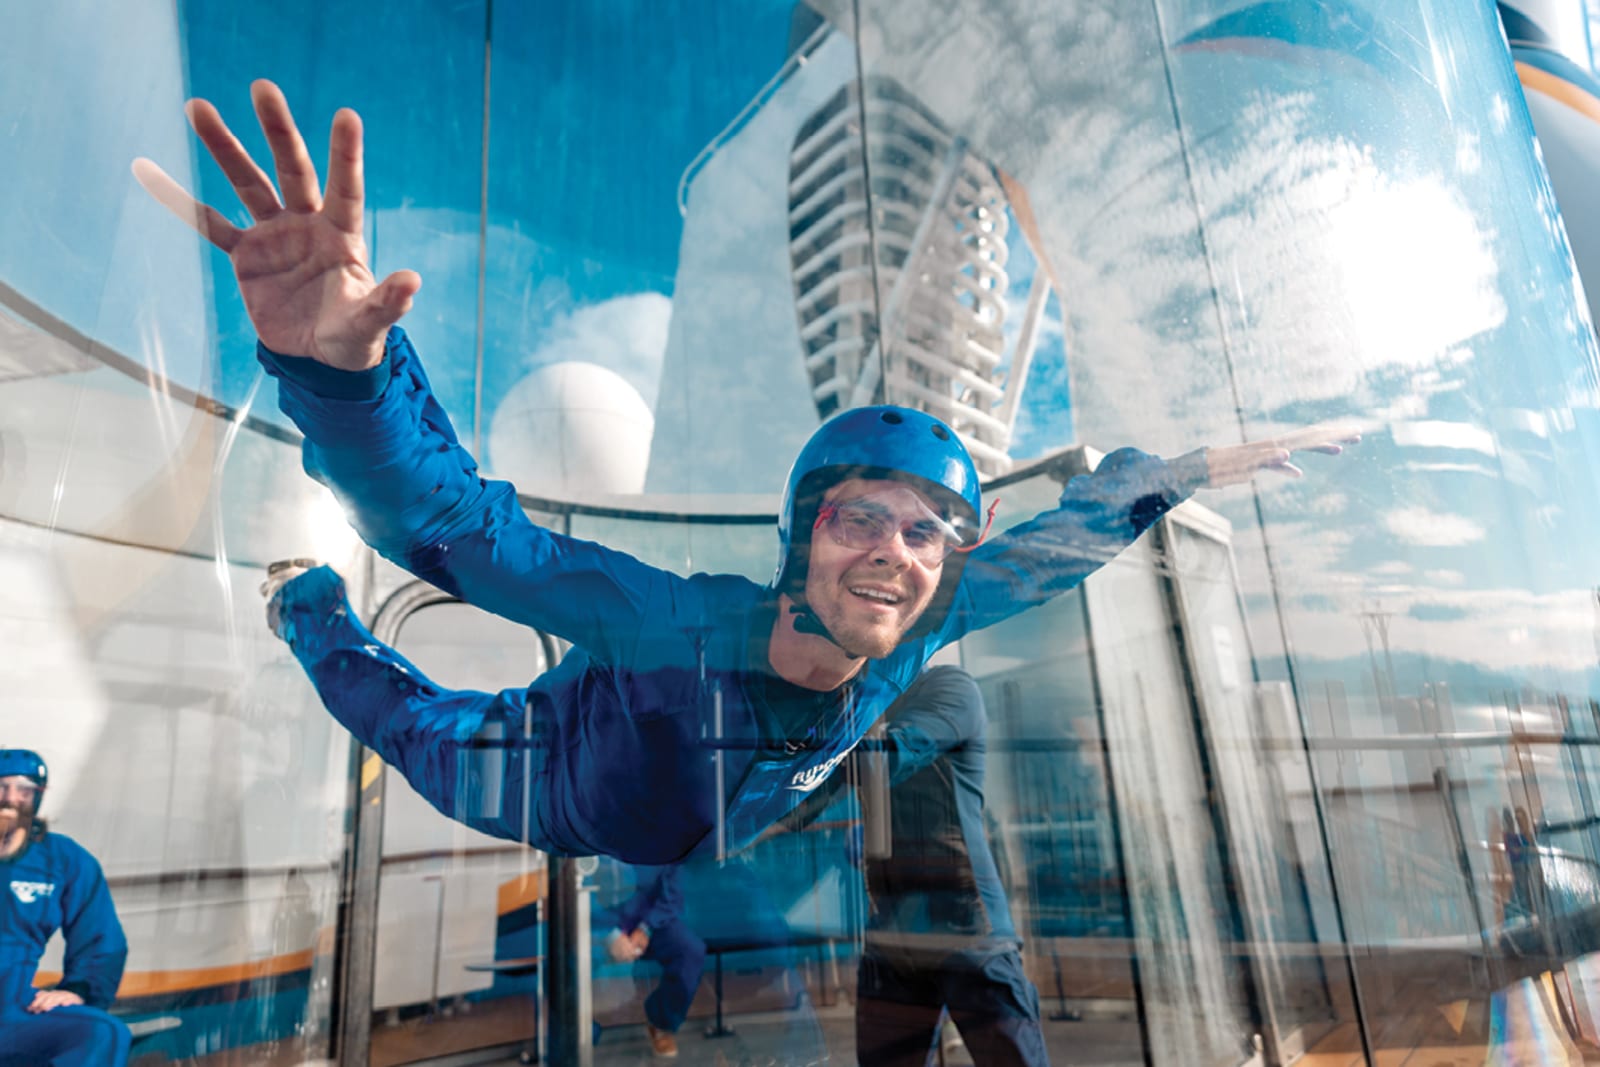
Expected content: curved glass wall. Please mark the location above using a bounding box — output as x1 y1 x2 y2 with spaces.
8 2 1600 1065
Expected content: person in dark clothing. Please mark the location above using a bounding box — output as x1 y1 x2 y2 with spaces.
782 667 1049 1065
603 865 705 1058
0 750 131 1067
139 80 1352 869
599 856 828 1062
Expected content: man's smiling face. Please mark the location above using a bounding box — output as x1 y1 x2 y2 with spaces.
802 478 945 659
0 775 39 840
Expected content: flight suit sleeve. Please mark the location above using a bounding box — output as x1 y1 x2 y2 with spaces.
259 327 699 667
942 446 1210 640
55 845 128 1009
615 865 685 934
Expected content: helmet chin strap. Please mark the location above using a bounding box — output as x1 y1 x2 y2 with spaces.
788 601 849 651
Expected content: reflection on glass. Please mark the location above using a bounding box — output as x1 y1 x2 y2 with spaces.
780 666 1053 1064
12 0 1600 1064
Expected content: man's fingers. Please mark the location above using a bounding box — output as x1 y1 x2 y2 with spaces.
132 158 242 253
324 109 365 235
26 991 72 1013
360 270 421 328
251 80 323 213
334 272 420 365
1240 450 1300 479
1208 426 1355 487
379 270 422 304
1276 425 1363 453
1256 449 1302 478
185 98 284 222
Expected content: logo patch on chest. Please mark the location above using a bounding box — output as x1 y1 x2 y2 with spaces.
789 747 854 792
10 880 56 904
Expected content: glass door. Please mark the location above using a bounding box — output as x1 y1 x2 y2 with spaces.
1163 511 1344 1064
1081 527 1260 1067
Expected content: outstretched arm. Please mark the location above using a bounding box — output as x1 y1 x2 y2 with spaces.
269 565 535 842
945 426 1358 639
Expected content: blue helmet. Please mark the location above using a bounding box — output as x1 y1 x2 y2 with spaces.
775 405 984 641
0 749 47 812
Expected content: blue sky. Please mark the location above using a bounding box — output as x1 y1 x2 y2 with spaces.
178 0 802 418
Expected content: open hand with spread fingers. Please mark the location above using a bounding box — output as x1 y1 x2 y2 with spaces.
132 79 419 372
1205 424 1362 488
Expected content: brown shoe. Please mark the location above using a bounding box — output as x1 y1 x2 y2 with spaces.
646 1023 679 1058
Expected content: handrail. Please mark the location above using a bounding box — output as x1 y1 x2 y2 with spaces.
1267 730 1600 751
676 20 834 217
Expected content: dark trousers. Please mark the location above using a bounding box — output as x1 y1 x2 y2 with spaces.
641 919 707 1033
855 944 1048 1067
0 1005 132 1067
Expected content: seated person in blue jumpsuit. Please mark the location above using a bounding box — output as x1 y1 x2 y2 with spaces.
0 750 131 1067
602 865 704 1058
136 81 1351 869
598 855 826 1060
779 667 1048 1066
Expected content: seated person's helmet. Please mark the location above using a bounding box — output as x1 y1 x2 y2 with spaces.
0 749 48 813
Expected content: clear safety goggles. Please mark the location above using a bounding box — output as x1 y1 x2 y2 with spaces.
813 489 997 566
0 779 39 804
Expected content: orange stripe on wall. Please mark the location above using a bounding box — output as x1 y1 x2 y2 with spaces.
1517 61 1600 125
35 948 316 998
497 870 547 916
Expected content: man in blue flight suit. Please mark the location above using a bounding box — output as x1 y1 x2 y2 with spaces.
596 855 828 1061
779 667 1048 1066
137 81 1350 869
602 865 704 1058
0 750 131 1067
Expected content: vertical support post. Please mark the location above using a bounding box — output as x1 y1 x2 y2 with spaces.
546 857 593 1067
1437 767 1501 990
335 749 385 1066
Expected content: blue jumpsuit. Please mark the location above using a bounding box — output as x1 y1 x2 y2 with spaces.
785 666 1047 1066
0 830 130 1067
609 865 704 1034
602 857 825 1050
261 327 1208 865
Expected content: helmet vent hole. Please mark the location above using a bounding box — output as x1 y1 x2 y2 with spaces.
930 424 950 441
880 411 904 425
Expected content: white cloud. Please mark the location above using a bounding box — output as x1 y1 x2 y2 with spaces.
1382 506 1486 547
1390 420 1497 455
1306 492 1349 516
1285 583 1598 677
519 293 672 410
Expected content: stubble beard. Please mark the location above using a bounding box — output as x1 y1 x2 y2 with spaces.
810 597 917 660
0 805 33 846
832 623 898 660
